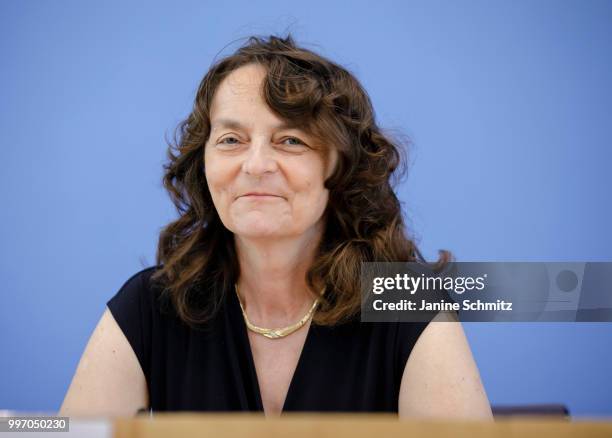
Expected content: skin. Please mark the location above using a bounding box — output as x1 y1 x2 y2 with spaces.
399 310 494 420
203 63 338 326
59 62 493 420
59 308 148 417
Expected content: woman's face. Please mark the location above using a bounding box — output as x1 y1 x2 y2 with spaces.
204 63 337 240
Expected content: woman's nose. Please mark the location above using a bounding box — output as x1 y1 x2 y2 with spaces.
242 141 278 177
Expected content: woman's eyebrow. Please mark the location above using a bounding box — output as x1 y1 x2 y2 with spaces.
211 118 301 133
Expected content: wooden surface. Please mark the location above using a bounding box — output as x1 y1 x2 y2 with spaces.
112 412 612 438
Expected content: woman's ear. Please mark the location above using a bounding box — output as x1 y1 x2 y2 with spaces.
324 147 339 180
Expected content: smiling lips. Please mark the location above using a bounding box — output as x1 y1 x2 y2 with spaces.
239 192 284 200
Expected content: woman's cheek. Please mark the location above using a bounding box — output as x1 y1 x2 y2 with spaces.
206 162 228 189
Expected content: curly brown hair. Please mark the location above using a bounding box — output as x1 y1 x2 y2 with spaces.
150 33 452 329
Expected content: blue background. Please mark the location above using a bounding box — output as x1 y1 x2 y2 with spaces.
1 0 611 417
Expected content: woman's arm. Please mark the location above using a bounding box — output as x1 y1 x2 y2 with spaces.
59 307 149 417
398 311 493 420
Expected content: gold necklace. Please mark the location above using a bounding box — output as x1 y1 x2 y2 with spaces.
235 283 322 339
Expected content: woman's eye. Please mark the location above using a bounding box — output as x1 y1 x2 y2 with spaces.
217 136 240 147
216 136 307 149
282 137 307 147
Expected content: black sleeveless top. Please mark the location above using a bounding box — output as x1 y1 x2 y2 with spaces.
106 266 434 414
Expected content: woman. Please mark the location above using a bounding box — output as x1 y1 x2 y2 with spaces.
60 34 493 419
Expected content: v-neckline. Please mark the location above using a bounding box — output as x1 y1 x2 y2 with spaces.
228 288 315 415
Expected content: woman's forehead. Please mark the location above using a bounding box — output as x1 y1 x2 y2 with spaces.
214 64 267 102
209 73 274 129
210 117 301 134
208 64 330 146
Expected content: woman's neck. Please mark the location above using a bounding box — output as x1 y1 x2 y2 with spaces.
234 223 323 327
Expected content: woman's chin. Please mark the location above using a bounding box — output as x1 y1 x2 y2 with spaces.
231 222 284 239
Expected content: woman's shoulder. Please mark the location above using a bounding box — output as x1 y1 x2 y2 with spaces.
103 266 161 381
105 265 175 329
117 265 163 291
108 265 160 289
